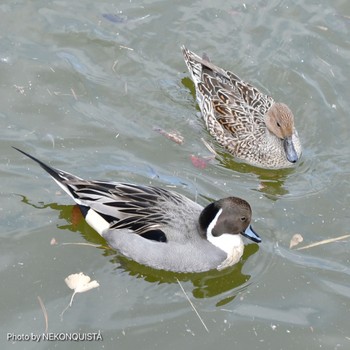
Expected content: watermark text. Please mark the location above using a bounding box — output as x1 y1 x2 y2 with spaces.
7 331 103 342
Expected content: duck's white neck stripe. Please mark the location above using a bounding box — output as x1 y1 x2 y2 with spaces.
207 208 223 237
207 208 243 256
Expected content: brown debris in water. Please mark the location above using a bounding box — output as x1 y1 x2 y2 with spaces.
153 127 184 145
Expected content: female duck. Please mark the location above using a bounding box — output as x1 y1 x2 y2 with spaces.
182 46 302 169
14 148 261 273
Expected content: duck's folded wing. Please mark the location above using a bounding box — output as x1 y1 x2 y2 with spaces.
70 181 182 234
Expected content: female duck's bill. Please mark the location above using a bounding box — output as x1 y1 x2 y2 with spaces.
284 136 298 163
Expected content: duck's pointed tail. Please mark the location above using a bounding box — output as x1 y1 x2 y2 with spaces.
13 147 84 203
13 147 111 236
181 45 204 87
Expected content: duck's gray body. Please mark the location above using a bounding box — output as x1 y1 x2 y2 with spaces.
82 181 228 272
104 229 226 272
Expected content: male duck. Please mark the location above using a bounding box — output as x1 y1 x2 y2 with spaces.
182 46 302 169
14 147 261 273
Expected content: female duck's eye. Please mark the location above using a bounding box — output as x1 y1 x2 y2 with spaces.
276 122 281 128
240 216 246 222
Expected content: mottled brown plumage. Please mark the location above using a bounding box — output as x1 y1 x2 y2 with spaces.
182 46 302 169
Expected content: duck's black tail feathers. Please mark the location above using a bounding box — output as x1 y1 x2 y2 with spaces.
12 147 82 200
13 147 112 235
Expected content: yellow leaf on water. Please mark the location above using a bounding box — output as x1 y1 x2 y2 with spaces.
61 272 100 319
65 272 99 294
290 233 304 249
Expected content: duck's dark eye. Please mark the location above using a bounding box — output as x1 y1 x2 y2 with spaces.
240 216 246 222
276 122 281 128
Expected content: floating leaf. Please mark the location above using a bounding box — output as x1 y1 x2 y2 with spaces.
290 233 304 249
190 155 209 169
61 272 99 319
65 272 99 296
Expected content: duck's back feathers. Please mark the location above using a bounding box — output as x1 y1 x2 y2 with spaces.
13 147 202 242
182 46 274 117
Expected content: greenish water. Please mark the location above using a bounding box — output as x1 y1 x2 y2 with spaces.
1 1 350 349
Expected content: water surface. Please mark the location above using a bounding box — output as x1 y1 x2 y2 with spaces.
1 1 350 349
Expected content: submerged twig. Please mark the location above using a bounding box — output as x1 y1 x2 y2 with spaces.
119 45 134 51
61 242 100 248
176 278 209 333
153 127 184 145
201 138 217 156
296 234 350 250
70 88 78 101
112 59 118 72
37 296 48 333
60 242 111 250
